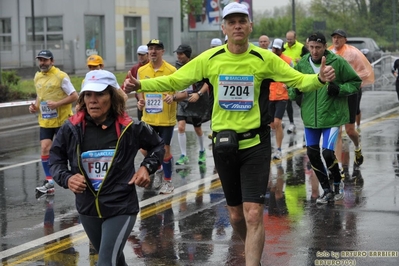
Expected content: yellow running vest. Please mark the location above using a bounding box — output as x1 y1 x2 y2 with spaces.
34 66 74 128
138 61 177 126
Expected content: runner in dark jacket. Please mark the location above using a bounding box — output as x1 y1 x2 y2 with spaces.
49 70 165 266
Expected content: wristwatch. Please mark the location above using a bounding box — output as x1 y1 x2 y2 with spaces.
197 91 203 97
141 163 153 174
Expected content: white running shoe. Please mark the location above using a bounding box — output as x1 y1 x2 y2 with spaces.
287 123 296 134
35 180 55 195
159 181 174 194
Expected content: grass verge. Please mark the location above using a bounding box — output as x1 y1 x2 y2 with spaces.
8 71 128 101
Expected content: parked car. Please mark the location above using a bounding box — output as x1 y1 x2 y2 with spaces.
346 37 384 63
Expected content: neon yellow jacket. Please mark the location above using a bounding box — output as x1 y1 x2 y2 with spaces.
283 41 305 66
140 44 324 149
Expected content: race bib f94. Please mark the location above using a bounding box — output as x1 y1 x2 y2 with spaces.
81 149 115 191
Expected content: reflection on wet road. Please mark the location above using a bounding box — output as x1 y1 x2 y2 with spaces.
1 91 399 265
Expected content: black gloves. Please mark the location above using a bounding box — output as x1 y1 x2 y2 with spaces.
327 82 340 96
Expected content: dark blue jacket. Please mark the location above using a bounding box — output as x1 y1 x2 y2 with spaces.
49 111 165 218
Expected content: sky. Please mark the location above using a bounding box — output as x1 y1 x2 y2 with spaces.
252 0 311 12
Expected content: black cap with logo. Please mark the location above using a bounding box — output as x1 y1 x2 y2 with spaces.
36 49 53 59
308 32 327 44
147 39 164 49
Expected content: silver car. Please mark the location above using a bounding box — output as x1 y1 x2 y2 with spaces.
346 37 384 63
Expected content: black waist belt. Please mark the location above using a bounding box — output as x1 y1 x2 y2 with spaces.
212 126 268 141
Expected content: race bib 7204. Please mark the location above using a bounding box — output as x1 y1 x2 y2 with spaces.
218 75 254 111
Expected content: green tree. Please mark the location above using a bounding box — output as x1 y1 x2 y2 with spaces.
251 2 311 42
180 0 204 31
181 0 204 17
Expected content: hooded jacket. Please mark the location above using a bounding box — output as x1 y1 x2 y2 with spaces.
49 111 165 217
288 50 362 128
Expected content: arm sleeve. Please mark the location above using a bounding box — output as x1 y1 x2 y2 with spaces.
140 56 206 93
269 57 324 93
61 77 77 95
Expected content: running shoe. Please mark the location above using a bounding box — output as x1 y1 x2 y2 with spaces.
272 150 282 160
354 147 364 166
316 190 334 204
176 154 189 165
334 181 345 201
287 123 296 134
152 169 163 189
198 150 206 164
35 180 55 195
159 181 174 194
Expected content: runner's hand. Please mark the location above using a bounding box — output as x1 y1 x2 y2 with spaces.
29 103 37 113
68 173 87 193
319 56 335 83
124 71 141 93
129 166 151 188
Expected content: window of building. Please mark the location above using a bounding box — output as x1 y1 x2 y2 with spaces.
0 18 12 51
84 15 104 58
124 17 142 64
26 16 63 50
158 17 173 55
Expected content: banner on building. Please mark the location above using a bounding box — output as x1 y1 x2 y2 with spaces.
188 0 252 32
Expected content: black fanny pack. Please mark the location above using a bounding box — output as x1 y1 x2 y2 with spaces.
213 127 266 154
214 130 239 154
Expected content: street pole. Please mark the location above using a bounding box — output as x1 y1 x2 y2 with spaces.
0 44 2 85
31 0 36 67
292 0 296 31
393 0 397 51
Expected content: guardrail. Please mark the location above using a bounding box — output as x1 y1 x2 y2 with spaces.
371 54 397 90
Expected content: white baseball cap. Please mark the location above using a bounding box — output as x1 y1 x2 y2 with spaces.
81 70 120 92
137 45 148 54
210 38 222 47
222 2 249 19
272 38 284 50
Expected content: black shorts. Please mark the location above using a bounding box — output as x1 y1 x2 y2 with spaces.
347 90 362 123
149 125 174 145
176 115 203 128
212 129 271 206
40 127 60 141
268 100 287 120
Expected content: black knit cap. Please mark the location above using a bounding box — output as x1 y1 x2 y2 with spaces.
173 44 192 58
308 32 327 44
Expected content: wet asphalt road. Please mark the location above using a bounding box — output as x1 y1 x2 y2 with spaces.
0 90 399 265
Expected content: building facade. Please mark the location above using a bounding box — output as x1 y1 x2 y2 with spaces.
0 0 181 74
